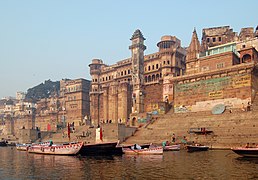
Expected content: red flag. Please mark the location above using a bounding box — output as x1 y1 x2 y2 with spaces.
67 123 70 141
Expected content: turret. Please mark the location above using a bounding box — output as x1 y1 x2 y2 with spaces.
129 29 146 113
89 59 103 93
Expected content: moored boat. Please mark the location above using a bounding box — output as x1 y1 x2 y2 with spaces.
163 144 181 151
122 145 163 155
186 144 209 152
80 141 119 156
0 141 8 147
16 143 31 151
231 147 258 158
27 142 83 155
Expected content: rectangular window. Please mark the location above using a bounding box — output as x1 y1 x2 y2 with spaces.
216 63 224 69
213 37 216 42
201 66 209 72
218 37 222 41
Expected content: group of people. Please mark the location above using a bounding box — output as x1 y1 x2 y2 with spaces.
245 143 258 148
162 133 182 146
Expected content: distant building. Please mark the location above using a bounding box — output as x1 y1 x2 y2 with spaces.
60 78 91 126
16 92 26 101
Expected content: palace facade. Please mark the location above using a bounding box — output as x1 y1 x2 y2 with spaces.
89 25 258 126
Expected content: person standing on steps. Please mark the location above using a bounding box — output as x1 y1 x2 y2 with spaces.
172 133 176 143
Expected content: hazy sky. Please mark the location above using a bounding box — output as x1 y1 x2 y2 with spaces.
1 0 257 99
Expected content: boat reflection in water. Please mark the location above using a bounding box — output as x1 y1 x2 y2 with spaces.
122 154 163 162
1 147 258 179
26 154 85 179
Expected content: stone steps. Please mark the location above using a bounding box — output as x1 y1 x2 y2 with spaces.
124 108 258 148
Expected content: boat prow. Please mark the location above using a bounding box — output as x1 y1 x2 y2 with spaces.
231 147 258 158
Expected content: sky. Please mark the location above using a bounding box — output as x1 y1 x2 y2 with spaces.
0 0 257 99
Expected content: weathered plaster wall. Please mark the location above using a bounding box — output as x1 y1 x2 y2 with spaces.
144 83 163 113
174 72 252 113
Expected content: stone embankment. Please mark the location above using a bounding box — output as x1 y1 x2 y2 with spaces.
40 125 96 144
124 109 258 149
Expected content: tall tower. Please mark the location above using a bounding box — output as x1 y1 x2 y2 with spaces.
186 28 201 75
89 59 103 126
129 29 146 113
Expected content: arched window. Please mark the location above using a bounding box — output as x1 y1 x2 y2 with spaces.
124 70 127 75
121 71 123 76
156 64 159 69
152 74 156 81
156 74 160 79
128 69 130 74
148 75 151 82
148 66 151 71
152 65 155 70
242 54 252 63
145 76 148 82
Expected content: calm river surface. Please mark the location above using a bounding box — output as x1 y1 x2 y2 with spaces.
0 147 257 180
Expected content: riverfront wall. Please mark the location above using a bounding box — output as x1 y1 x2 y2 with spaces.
171 64 257 113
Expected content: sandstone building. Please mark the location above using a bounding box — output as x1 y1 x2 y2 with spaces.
89 26 258 127
89 30 187 126
0 78 91 141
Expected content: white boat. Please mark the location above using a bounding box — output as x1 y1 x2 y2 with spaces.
163 144 181 151
27 142 83 155
122 145 163 155
16 143 31 151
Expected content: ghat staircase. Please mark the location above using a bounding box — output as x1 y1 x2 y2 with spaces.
123 99 258 149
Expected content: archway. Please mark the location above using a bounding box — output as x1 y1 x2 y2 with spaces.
132 117 137 126
242 54 252 63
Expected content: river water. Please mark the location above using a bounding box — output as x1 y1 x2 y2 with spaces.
0 147 257 180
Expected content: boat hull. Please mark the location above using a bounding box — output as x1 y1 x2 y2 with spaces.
28 142 83 155
232 148 258 158
80 142 118 156
16 144 31 151
0 141 7 147
186 145 209 152
122 146 163 155
163 144 180 151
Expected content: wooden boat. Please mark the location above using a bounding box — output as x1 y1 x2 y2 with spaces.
163 144 181 151
80 141 119 156
231 147 258 158
186 144 209 152
122 146 163 155
27 142 83 155
16 143 31 151
0 141 7 147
